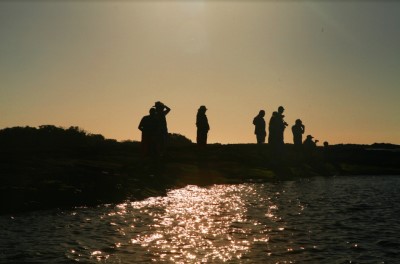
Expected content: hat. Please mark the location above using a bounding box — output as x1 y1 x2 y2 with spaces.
154 101 163 107
199 105 207 111
306 135 314 139
278 106 285 110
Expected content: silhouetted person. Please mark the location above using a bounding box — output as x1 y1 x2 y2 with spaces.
138 107 159 157
303 135 317 157
276 106 288 146
154 101 170 155
269 106 287 156
292 119 305 148
268 111 279 147
253 110 266 144
196 105 210 147
303 135 317 147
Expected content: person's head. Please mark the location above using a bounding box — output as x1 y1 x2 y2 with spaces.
278 106 285 114
154 101 164 110
295 119 302 125
306 135 313 140
259 110 265 117
272 111 278 117
198 105 207 113
149 107 156 116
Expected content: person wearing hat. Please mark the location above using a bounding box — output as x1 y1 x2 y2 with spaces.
154 101 171 155
292 119 305 148
253 110 266 144
303 135 317 156
304 134 315 144
196 105 210 147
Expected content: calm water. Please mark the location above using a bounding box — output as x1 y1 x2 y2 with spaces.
1 176 400 263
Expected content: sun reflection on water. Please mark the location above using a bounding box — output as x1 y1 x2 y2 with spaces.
68 183 313 263
116 184 275 263
2 178 399 263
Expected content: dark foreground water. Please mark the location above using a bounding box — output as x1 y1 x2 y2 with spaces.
1 176 400 263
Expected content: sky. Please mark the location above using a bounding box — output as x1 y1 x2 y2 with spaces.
1 1 399 144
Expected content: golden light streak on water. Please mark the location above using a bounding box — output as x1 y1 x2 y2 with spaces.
115 184 276 263
3 177 400 263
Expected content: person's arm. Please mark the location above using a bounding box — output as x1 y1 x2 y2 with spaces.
163 105 171 115
138 118 144 131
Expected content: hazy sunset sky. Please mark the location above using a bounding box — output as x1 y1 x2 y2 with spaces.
1 1 399 144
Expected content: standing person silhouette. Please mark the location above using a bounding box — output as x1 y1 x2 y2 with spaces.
253 110 266 144
138 107 159 157
154 101 171 155
269 106 287 156
292 119 305 149
196 105 210 147
268 111 279 147
276 106 288 146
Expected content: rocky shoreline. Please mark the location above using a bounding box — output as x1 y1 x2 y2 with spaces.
1 142 400 215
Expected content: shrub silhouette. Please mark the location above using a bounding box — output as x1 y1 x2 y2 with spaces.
0 125 110 150
0 126 194 151
168 133 193 146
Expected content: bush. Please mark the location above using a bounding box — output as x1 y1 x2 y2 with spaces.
168 133 193 146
